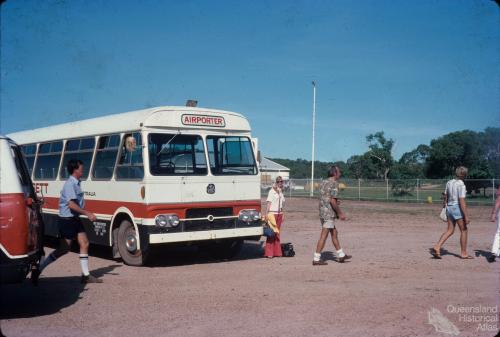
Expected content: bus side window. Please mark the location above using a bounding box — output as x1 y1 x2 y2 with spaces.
116 133 144 180
33 141 63 180
60 137 96 180
92 134 120 180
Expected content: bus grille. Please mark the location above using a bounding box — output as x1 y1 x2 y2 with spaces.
185 207 233 218
184 207 234 231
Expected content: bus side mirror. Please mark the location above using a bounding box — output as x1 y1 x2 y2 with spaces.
257 150 262 164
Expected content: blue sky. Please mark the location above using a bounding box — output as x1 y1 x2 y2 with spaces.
1 0 499 162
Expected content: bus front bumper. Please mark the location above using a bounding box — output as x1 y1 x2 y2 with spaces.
149 226 263 244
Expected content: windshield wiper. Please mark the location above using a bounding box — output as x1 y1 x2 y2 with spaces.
157 131 181 156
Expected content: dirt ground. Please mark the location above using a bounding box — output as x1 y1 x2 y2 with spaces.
1 198 498 337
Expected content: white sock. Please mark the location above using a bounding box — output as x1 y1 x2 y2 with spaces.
313 252 321 261
39 253 56 271
337 249 346 258
79 254 90 276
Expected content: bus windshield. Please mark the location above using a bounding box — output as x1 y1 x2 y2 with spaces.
148 133 208 175
207 136 257 175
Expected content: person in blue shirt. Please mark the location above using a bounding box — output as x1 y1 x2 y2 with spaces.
32 159 103 284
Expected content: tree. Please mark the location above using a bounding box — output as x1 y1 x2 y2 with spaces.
482 127 500 178
365 131 395 180
426 130 490 179
391 144 430 179
345 153 377 179
346 155 363 179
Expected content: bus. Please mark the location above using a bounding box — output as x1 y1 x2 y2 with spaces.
8 106 262 266
0 136 44 283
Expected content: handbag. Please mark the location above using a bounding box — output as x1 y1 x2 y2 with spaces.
439 207 447 222
281 242 295 257
263 226 275 238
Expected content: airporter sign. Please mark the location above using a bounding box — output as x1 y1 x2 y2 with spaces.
181 114 226 127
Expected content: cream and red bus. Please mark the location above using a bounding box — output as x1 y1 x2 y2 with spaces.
8 106 262 266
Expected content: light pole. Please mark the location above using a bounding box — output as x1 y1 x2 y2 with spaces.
310 81 316 197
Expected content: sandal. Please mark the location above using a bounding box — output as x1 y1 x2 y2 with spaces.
431 248 442 259
460 255 474 260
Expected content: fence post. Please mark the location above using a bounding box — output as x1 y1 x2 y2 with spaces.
386 179 389 200
416 178 419 202
358 179 361 200
493 179 496 203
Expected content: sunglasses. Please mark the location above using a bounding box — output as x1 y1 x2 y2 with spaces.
276 180 283 183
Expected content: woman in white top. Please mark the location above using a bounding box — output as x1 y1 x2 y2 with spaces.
432 166 472 259
487 186 500 262
264 176 285 258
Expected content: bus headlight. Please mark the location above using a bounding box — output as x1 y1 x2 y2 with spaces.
155 214 180 227
238 210 260 222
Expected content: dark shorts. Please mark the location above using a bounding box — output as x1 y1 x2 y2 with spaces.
58 216 85 240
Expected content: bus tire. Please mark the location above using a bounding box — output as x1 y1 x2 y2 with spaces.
205 239 243 260
117 220 148 266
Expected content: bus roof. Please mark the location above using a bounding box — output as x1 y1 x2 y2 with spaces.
7 106 251 145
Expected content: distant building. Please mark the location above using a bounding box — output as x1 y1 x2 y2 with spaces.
260 157 290 185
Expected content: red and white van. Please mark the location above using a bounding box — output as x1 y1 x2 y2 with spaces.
0 136 44 284
8 106 262 266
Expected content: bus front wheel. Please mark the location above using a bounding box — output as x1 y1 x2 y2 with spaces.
117 220 148 266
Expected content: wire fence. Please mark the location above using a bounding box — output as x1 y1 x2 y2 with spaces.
261 178 498 206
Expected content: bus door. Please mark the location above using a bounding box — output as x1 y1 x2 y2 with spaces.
206 136 258 201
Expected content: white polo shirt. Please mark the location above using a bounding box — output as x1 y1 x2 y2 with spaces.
267 187 285 213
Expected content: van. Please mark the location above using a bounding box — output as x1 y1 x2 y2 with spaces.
0 136 44 283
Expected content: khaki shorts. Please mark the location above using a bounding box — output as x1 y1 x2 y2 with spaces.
320 218 336 229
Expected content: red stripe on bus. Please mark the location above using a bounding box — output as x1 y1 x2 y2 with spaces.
42 197 261 218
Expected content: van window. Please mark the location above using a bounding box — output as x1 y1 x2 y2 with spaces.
10 145 32 194
60 137 96 180
21 144 37 176
116 133 144 180
92 134 120 180
34 141 63 180
148 133 207 175
206 136 257 175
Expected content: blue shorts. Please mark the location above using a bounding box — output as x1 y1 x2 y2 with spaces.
446 204 463 222
58 216 85 240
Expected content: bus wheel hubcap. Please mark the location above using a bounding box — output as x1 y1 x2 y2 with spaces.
125 234 137 253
